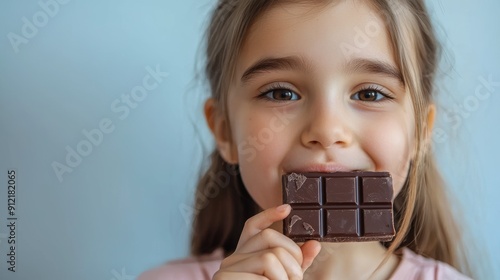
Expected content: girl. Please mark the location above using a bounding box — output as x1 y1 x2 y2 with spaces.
140 0 474 279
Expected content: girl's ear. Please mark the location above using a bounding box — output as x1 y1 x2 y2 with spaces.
412 104 436 160
204 98 239 164
424 104 436 143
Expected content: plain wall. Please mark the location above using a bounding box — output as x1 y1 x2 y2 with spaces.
0 0 498 279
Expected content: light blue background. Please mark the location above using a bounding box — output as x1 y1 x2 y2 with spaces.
0 0 498 279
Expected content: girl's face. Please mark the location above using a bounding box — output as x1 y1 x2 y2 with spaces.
217 1 419 209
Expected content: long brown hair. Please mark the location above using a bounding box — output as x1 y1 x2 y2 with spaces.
191 0 472 276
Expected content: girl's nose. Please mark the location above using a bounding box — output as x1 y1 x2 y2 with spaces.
300 102 354 149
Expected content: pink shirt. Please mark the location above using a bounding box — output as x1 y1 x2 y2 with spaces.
138 248 471 280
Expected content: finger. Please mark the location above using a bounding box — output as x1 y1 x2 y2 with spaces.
300 240 321 271
213 271 269 280
223 251 295 280
237 204 291 248
237 228 303 265
223 248 303 279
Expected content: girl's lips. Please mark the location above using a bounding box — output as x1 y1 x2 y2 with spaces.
287 163 358 173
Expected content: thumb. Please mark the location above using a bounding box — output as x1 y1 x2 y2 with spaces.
300 240 321 272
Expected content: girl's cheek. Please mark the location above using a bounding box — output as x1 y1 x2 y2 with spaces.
233 120 288 209
360 115 414 196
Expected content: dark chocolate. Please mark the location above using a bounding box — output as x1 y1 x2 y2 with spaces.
282 172 395 242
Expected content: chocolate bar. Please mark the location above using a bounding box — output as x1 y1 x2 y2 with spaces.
282 172 395 242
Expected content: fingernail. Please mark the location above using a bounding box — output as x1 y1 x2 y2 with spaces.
276 204 289 212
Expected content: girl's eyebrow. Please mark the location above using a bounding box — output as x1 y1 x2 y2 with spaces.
240 55 404 85
241 56 311 84
344 58 404 85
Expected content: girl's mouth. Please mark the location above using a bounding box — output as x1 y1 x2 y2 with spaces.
286 162 359 173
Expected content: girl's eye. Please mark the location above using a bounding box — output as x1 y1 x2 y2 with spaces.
262 88 300 101
351 87 391 102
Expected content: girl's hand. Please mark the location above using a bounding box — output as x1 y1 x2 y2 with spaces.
213 204 321 280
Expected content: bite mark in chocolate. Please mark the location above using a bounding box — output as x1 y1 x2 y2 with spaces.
289 215 302 233
302 222 314 235
288 173 307 190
